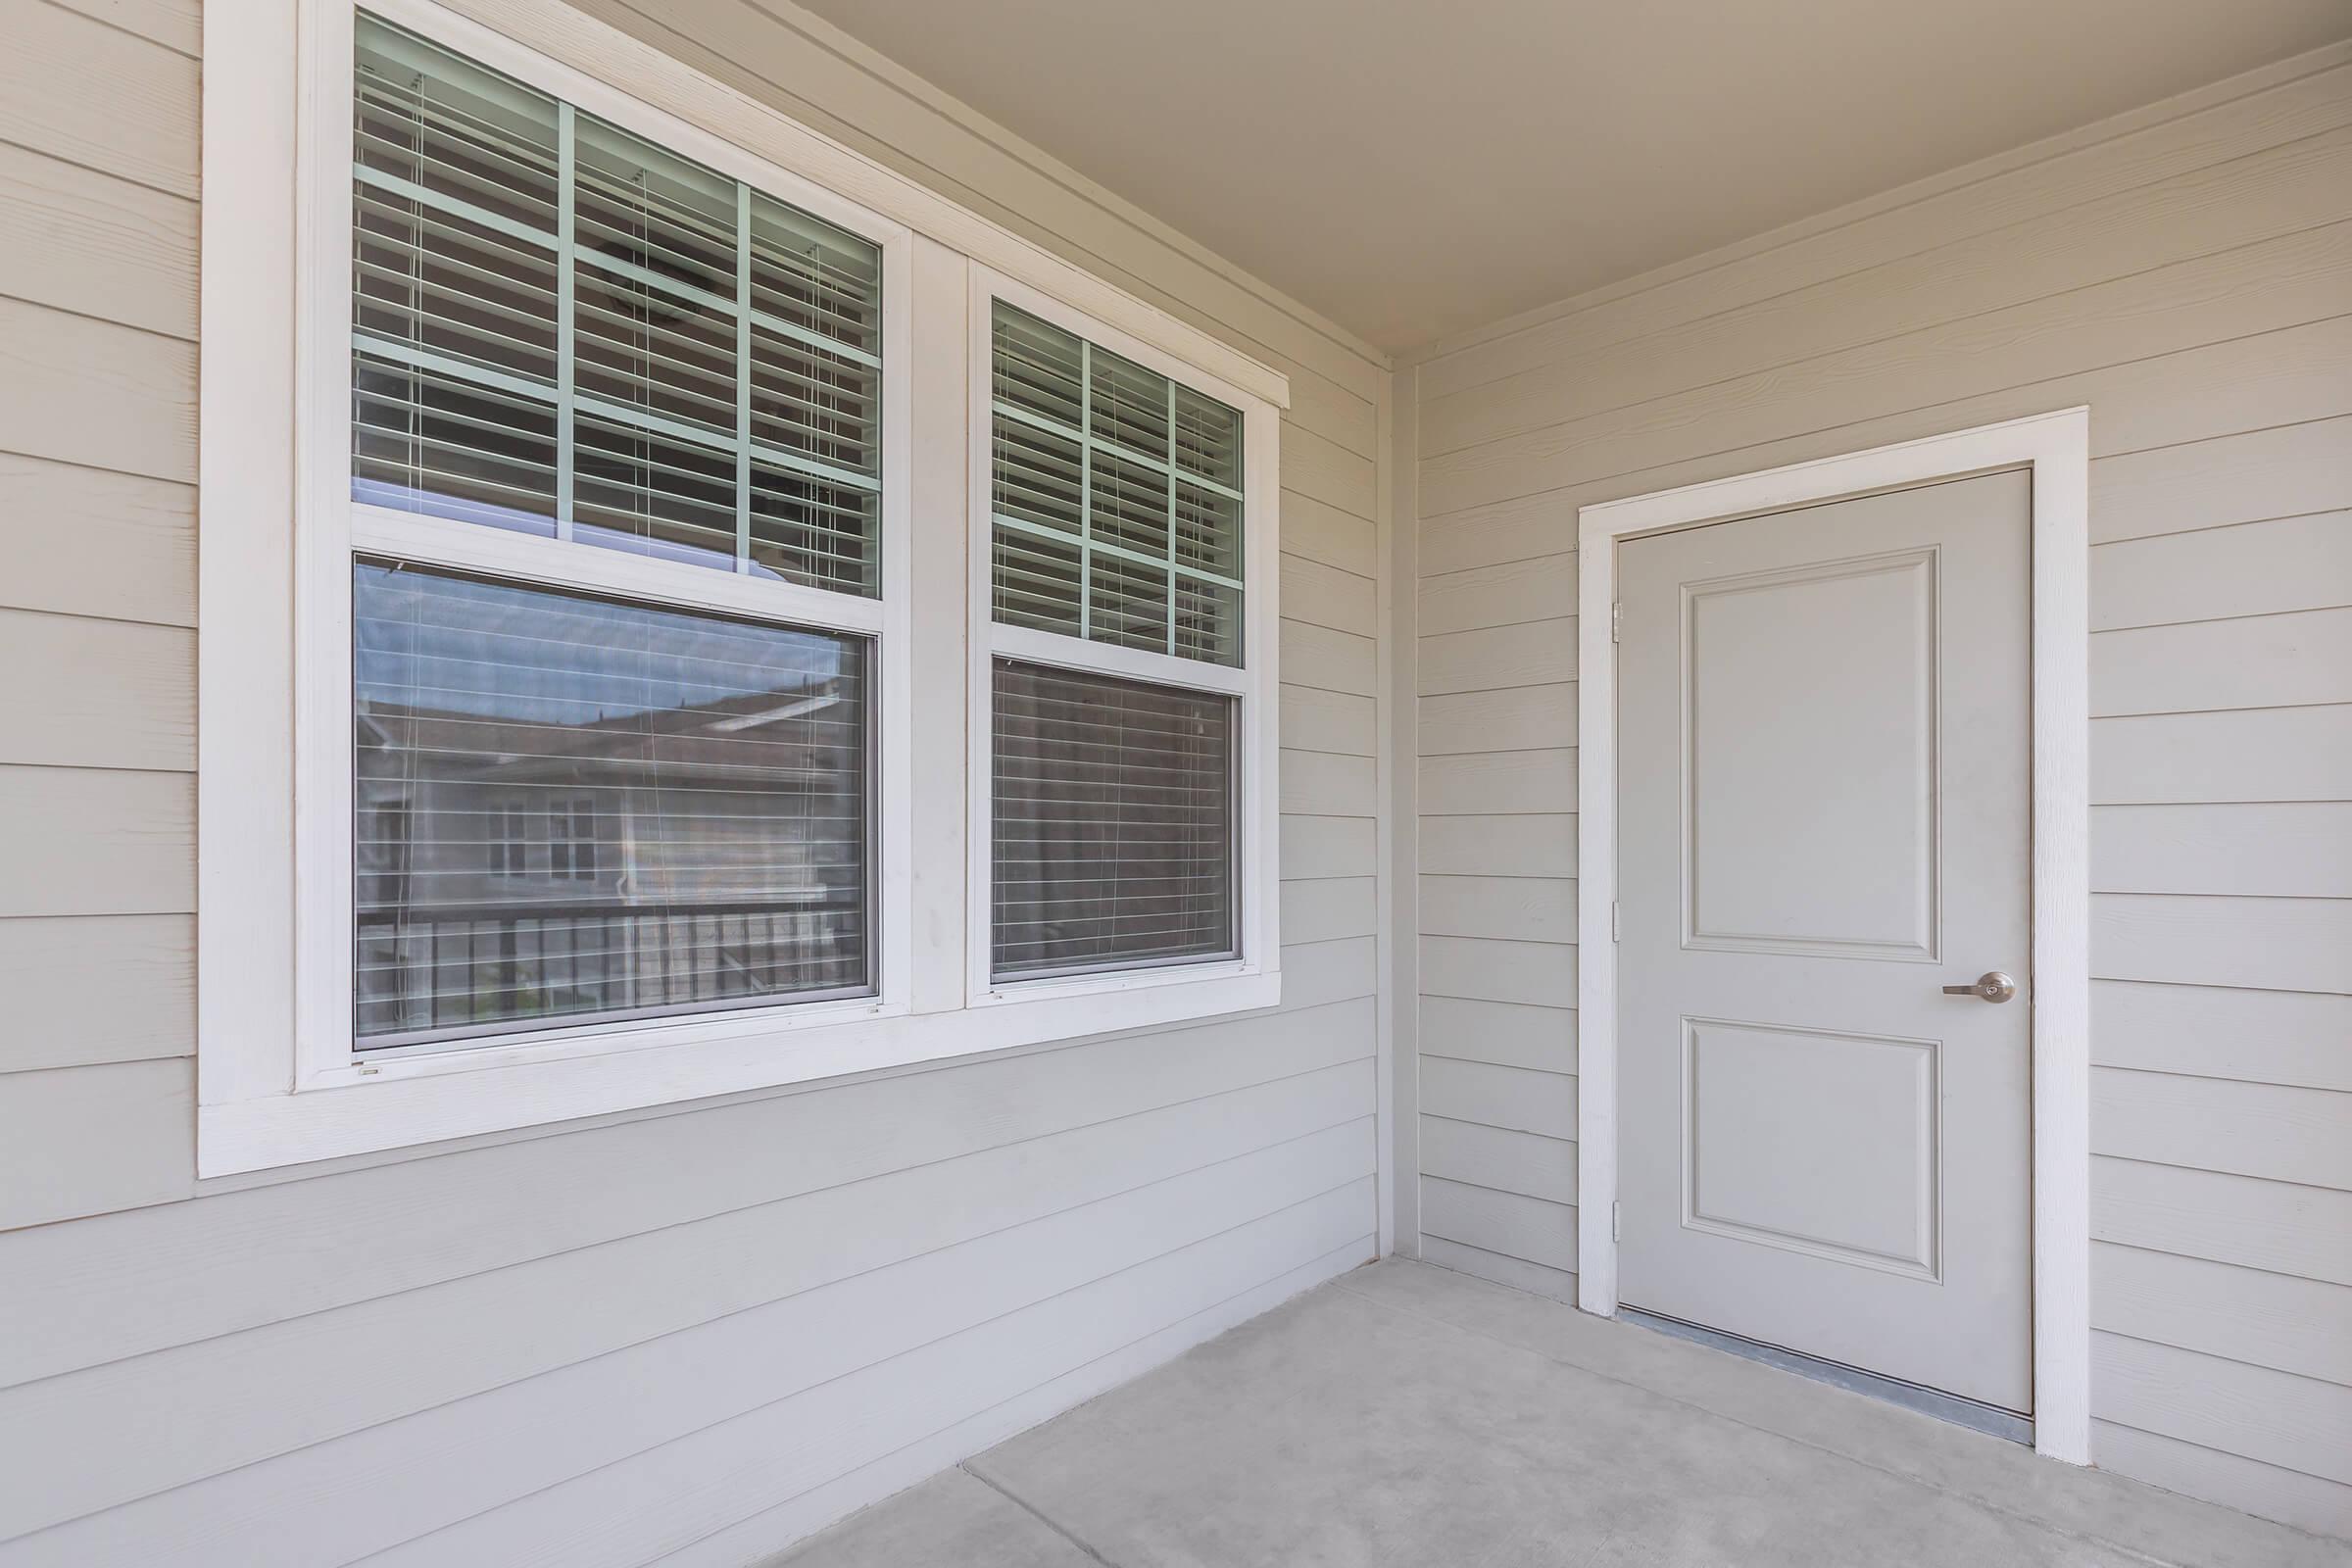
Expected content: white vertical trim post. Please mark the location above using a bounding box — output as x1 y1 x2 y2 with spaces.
1383 365 1422 1256
1575 408 2092 1465
198 0 304 1105
1575 513 1621 1311
2027 424 2092 1465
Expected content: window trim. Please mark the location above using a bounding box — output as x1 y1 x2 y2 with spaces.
199 0 1288 1178
964 269 1282 1010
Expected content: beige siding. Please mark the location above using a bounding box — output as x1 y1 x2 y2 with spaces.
1406 46 2352 1535
0 2 1394 1563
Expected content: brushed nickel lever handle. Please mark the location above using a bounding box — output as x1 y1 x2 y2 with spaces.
1942 971 2017 1003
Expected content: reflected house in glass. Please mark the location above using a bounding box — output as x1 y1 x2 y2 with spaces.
353 563 872 1047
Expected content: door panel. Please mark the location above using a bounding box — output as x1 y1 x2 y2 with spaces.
1685 550 1937 957
1616 468 2033 1415
1684 1016 1939 1277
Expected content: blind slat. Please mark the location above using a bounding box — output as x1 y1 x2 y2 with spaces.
991 659 1235 982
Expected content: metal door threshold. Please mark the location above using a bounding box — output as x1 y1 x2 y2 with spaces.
1618 1305 2034 1446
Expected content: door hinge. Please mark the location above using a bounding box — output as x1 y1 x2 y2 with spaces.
1611 1200 1621 1242
1610 601 1622 643
1611 901 1620 942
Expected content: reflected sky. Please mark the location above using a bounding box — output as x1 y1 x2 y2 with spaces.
354 558 854 728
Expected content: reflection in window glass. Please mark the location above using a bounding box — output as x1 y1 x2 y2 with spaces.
353 560 872 1046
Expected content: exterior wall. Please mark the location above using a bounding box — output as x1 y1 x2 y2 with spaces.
0 2 1393 1564
1402 43 2351 1535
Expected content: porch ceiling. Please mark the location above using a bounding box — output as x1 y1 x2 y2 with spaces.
779 0 2349 354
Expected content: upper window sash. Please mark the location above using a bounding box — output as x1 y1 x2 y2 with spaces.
987 299 1248 670
349 13 888 600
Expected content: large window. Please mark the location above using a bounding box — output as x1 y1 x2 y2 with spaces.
981 297 1258 990
197 0 1282 1174
344 14 888 1053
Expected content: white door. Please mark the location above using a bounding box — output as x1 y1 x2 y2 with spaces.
1615 468 2034 1415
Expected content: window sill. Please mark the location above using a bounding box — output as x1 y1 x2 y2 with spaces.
197 967 1280 1176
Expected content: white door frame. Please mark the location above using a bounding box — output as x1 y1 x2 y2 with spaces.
1576 409 2091 1464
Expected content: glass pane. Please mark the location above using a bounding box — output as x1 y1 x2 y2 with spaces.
1088 343 1169 455
1173 481 1240 577
992 659 1235 980
750 191 881 358
749 464 878 596
992 303 1083 427
354 560 872 1046
750 325 878 477
353 354 559 530
571 415 738 567
1088 451 1169 558
1088 553 1168 653
572 114 737 305
994 526 1083 636
1172 384 1242 489
1173 575 1243 666
572 253 739 436
992 414 1082 536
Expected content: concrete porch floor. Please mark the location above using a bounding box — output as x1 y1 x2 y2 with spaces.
779 1258 2347 1568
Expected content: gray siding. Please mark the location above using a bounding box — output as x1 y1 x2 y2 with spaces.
0 0 1392 1562
1405 45 2352 1535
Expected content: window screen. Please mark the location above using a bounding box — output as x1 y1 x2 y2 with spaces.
990 303 1244 664
352 17 883 594
992 659 1236 980
354 560 872 1046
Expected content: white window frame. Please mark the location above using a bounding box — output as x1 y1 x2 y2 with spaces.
303 0 919 1093
198 0 1288 1177
965 270 1281 1011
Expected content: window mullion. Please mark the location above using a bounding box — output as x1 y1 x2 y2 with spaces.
1078 337 1093 641
1163 372 1178 657
735 178 753 574
555 99 576 542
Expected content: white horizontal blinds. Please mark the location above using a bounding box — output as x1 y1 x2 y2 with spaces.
353 560 873 1047
351 16 884 594
989 302 1245 664
352 21 563 529
992 661 1236 979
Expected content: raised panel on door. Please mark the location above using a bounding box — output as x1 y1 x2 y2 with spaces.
1684 549 1939 958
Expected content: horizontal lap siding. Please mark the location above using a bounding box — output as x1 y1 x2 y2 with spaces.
0 3 1395 1564
0 0 206 1241
1408 45 2352 1537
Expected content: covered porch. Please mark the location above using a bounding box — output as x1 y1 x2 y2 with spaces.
785 1260 2337 1567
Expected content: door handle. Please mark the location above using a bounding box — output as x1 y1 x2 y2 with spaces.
1941 971 2017 1004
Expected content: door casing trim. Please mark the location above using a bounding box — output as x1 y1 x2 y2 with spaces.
1575 409 2091 1464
